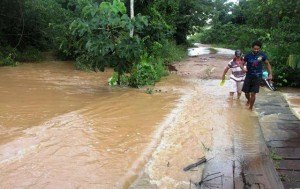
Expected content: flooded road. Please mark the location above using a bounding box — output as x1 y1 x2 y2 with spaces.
132 78 282 189
0 47 294 188
0 61 179 188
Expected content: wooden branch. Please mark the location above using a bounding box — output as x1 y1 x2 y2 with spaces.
183 157 206 171
14 1 25 49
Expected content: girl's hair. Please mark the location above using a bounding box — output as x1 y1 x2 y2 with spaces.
235 49 242 57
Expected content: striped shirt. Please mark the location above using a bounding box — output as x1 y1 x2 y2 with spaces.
227 59 246 82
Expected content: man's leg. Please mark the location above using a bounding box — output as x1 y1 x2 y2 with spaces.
242 77 250 105
245 93 250 105
248 77 260 110
249 92 256 110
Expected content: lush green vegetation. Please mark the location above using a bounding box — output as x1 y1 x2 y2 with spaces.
0 0 211 87
191 0 300 87
1 0 299 87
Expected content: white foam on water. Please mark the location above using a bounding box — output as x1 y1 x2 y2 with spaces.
187 47 210 56
187 46 235 57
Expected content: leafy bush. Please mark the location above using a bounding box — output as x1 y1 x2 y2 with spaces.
145 87 154 94
108 72 129 86
0 53 17 67
188 32 204 44
0 46 17 66
15 47 43 62
129 56 158 88
150 40 187 63
152 58 169 79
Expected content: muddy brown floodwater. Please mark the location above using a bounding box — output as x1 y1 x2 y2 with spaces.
282 88 300 119
0 46 296 189
0 61 180 188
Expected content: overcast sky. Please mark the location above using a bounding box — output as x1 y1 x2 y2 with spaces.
227 0 239 3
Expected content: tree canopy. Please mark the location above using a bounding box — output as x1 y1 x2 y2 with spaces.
196 0 300 86
0 0 299 86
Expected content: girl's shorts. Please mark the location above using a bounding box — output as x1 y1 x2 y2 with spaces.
228 79 244 93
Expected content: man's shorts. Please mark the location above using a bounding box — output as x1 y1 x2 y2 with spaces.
242 76 260 93
229 79 243 93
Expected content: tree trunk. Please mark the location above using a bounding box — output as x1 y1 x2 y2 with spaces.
130 0 134 37
117 62 121 85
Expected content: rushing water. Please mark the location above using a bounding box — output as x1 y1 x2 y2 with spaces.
0 61 179 188
282 88 300 119
0 57 295 188
187 45 235 57
132 79 282 189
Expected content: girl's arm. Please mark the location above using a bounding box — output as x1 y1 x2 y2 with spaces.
222 67 229 80
240 60 247 72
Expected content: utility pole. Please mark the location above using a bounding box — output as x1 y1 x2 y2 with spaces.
130 0 134 37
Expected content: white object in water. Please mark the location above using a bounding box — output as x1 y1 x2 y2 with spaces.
187 47 210 56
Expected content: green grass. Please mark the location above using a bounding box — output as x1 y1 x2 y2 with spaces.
270 148 283 161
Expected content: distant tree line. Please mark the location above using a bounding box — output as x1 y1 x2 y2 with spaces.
192 0 300 87
0 0 212 87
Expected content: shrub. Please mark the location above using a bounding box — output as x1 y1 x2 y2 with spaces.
152 58 169 79
0 46 17 66
0 53 17 67
129 56 158 88
15 47 43 62
108 72 129 86
150 40 187 63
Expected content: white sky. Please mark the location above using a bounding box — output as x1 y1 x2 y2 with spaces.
226 0 239 4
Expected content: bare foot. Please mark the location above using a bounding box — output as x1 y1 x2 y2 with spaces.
246 101 250 106
227 98 233 102
227 96 234 101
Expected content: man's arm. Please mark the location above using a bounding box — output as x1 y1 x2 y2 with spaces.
265 60 272 80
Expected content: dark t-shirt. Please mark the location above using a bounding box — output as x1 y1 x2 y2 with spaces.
244 51 267 78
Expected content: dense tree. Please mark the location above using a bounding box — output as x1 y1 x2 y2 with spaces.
198 0 300 86
0 0 215 87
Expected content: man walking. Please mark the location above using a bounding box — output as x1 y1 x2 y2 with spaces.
242 41 273 110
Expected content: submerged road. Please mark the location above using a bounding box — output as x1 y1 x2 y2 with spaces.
0 45 298 188
133 46 290 189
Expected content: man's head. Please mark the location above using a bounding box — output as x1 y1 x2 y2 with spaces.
252 41 262 54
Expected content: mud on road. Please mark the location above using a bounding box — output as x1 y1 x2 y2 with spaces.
132 52 284 189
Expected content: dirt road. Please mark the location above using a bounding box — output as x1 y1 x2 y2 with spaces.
131 48 284 189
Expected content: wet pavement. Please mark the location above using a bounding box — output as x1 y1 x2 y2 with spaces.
256 88 300 188
132 50 289 189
